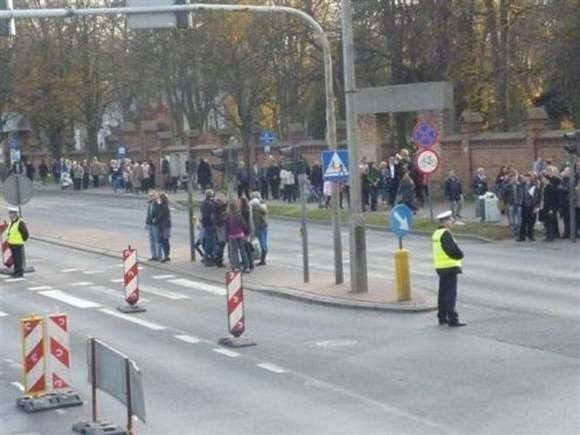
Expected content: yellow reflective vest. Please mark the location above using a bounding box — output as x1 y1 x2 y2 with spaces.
7 218 24 246
432 228 462 270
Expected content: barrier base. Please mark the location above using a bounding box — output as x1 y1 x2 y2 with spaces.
16 390 83 412
116 304 146 314
72 420 126 435
218 336 257 348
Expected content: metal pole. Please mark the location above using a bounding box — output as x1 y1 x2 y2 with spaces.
341 0 367 293
299 173 309 283
187 145 196 261
427 179 434 221
90 338 97 422
570 154 577 243
125 358 133 435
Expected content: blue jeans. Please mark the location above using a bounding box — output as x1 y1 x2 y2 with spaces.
202 226 216 259
228 238 249 270
256 228 268 256
507 205 521 235
147 225 162 260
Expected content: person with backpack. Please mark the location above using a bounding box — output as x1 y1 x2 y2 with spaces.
7 206 30 278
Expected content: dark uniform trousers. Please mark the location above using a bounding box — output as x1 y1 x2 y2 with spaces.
9 244 24 276
437 270 458 322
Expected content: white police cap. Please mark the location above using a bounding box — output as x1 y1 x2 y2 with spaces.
8 206 19 213
436 210 453 221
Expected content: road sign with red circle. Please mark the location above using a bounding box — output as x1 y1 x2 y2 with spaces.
415 149 440 175
412 120 439 149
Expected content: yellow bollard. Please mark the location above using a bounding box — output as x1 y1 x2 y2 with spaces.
394 249 411 301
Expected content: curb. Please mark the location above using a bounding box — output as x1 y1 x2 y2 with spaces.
31 235 436 313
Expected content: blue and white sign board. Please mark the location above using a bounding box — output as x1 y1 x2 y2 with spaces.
390 204 413 238
9 136 20 150
117 146 127 157
412 120 439 149
321 150 349 182
259 131 275 145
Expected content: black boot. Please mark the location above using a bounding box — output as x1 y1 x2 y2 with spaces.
257 251 266 266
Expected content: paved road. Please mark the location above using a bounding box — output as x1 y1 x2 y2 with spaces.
0 242 579 434
0 191 578 434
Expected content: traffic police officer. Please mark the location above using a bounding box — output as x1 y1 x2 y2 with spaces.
432 210 466 327
7 206 29 278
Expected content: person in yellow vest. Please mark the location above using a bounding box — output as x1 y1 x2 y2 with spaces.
7 207 29 278
432 210 466 327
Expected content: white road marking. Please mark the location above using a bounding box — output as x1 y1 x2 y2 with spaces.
0 311 8 317
27 286 53 291
110 279 124 283
169 279 226 296
175 334 201 344
82 270 106 275
141 286 190 300
61 268 84 273
39 290 101 309
89 286 151 303
99 308 166 330
316 339 358 348
0 274 9 279
5 278 25 283
10 363 21 369
152 274 176 280
55 409 67 415
257 363 287 374
10 382 24 392
69 282 95 287
212 348 239 358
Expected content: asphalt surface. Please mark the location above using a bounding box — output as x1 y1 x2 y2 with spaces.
0 191 578 434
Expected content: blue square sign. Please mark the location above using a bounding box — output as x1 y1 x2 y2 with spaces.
321 150 349 182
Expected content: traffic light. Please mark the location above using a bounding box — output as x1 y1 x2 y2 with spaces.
210 147 238 173
174 0 192 29
0 0 15 37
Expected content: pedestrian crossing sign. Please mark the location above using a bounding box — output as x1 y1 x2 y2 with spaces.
322 150 349 182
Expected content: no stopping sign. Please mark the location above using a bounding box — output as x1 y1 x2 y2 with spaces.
415 149 440 176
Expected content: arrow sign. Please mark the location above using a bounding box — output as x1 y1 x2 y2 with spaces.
390 204 413 238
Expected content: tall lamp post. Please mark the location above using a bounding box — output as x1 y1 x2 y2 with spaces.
341 0 368 293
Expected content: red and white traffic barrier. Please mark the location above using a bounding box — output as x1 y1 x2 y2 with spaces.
218 271 255 347
21 315 46 396
123 246 140 305
46 314 71 390
117 246 146 313
0 221 13 268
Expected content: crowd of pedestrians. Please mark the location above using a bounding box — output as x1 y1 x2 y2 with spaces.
197 189 268 273
441 158 580 241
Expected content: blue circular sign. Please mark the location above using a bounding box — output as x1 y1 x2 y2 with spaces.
412 121 439 149
390 204 413 238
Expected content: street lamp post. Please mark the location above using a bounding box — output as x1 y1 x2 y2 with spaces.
341 0 368 293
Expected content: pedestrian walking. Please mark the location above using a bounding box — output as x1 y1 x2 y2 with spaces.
214 194 228 268
38 160 49 185
250 192 268 266
6 206 29 278
155 193 171 262
396 171 417 212
432 211 466 327
267 158 281 200
224 201 250 273
472 167 489 218
444 170 463 219
145 191 162 261
540 169 560 242
240 196 255 271
200 189 217 266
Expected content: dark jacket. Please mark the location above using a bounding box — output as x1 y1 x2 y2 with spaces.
197 160 212 187
200 199 215 228
267 165 280 184
155 203 171 230
542 178 560 211
310 164 323 188
501 180 523 206
471 175 488 196
521 183 540 209
444 177 463 201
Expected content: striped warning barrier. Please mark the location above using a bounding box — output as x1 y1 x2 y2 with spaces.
218 272 256 348
0 221 13 268
123 246 139 305
46 313 71 390
117 246 146 314
226 271 245 337
21 315 46 396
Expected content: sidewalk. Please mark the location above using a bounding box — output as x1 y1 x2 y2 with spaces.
30 218 436 313
30 182 492 224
